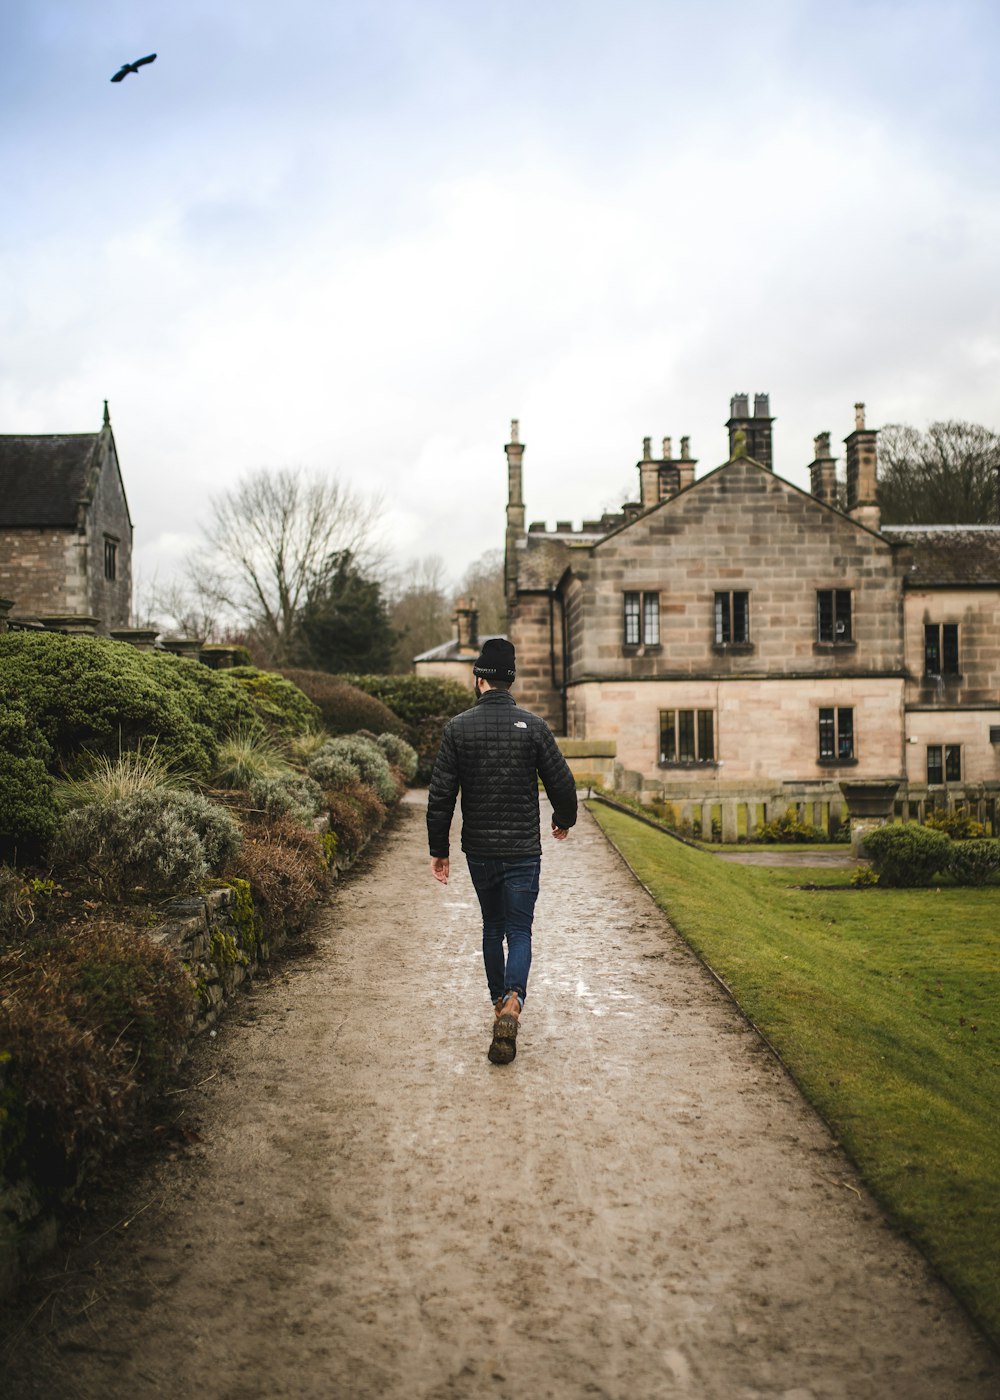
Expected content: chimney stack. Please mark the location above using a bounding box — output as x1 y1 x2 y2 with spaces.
454 596 479 651
637 432 698 507
504 419 526 607
809 431 838 506
727 392 774 469
844 402 880 531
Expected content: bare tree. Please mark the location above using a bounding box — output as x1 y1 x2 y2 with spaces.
189 467 383 667
878 421 1000 525
385 555 452 672
456 546 505 636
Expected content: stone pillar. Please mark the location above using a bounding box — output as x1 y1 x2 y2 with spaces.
109 627 160 651
839 779 902 858
721 801 739 843
161 637 205 660
38 614 100 635
845 403 881 532
0 598 12 633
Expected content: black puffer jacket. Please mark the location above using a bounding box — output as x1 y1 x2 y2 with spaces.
427 690 578 858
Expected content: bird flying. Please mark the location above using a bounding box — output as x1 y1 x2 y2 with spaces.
110 53 157 82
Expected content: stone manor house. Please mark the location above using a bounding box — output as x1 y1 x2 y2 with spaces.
0 403 133 635
503 395 1000 834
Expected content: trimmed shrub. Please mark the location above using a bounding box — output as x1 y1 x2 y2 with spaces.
225 815 329 939
307 748 362 791
339 673 471 725
924 808 986 840
947 839 1000 886
753 808 823 843
0 632 257 777
246 772 326 825
862 823 951 888
52 790 242 897
325 791 368 860
226 667 320 737
342 780 387 832
0 920 195 1188
319 736 398 805
410 715 454 785
0 692 61 857
279 668 409 737
376 732 419 783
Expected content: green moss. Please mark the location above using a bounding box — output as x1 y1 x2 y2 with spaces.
322 831 338 865
209 928 248 973
226 878 261 959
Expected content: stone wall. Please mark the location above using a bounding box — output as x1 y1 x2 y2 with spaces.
86 435 132 630
0 527 86 618
568 460 902 681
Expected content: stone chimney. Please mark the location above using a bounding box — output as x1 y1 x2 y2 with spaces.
809 431 838 506
638 433 698 507
727 392 774 470
639 436 659 507
845 402 880 531
454 596 479 652
678 436 695 490
504 419 525 606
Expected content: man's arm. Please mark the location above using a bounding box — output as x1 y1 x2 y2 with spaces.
426 722 460 863
536 724 578 834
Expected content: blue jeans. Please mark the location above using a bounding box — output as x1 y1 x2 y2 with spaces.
466 855 541 1005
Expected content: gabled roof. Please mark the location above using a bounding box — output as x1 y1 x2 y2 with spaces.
881 526 1000 585
0 433 100 527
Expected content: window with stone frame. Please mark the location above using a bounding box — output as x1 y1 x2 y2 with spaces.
659 709 715 764
926 744 961 784
624 591 660 648
818 706 854 762
714 590 750 645
924 623 960 676
817 589 852 643
104 537 118 582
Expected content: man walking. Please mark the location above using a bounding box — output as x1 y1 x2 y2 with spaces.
427 637 578 1065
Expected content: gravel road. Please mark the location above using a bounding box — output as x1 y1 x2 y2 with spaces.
3 799 998 1400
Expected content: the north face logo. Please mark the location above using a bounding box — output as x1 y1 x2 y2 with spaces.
514 721 527 728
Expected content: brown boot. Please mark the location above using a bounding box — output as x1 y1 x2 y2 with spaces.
488 992 521 1065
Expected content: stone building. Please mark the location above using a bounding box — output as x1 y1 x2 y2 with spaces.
0 403 133 634
413 598 487 685
504 397 1000 830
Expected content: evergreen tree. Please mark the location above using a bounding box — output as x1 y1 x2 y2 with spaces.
295 551 396 674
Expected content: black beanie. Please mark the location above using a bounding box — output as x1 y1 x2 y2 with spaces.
473 637 516 681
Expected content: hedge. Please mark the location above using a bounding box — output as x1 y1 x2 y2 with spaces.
279 668 408 737
0 632 256 779
338 673 471 725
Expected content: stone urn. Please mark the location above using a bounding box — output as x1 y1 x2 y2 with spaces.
839 779 903 858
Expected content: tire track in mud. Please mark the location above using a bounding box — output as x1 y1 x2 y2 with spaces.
3 800 998 1399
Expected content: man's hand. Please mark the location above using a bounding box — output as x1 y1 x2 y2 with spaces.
551 824 569 841
431 856 450 884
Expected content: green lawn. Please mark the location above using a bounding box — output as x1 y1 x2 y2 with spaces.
589 802 1000 1346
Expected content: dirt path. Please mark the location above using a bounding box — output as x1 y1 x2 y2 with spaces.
3 800 998 1400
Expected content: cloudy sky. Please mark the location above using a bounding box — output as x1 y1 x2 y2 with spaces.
2 0 999 603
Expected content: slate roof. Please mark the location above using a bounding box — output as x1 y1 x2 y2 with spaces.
881 526 1000 585
0 434 99 527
